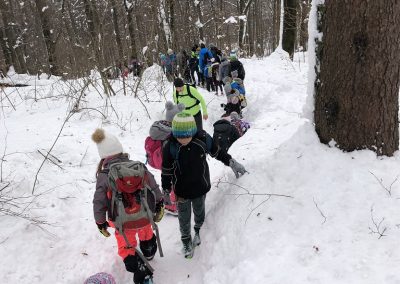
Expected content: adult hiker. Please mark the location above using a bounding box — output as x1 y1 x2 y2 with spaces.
172 77 208 131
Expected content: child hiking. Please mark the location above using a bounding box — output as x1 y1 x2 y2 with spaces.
145 101 185 214
173 78 208 131
92 129 164 284
161 113 247 258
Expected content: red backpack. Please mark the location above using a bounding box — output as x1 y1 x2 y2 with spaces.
108 161 156 230
145 137 163 170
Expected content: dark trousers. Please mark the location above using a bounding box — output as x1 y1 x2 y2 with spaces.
193 111 203 131
190 67 200 85
177 195 206 239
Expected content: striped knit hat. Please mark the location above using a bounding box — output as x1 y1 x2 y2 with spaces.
172 112 197 138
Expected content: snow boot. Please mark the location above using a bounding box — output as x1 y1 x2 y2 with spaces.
133 257 153 284
182 236 194 259
193 228 201 246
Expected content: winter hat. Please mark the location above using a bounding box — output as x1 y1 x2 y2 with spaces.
222 76 232 85
92 129 123 159
84 272 116 284
173 78 184 88
165 101 186 122
172 112 197 138
227 89 240 104
224 83 232 95
230 111 240 120
167 48 173 55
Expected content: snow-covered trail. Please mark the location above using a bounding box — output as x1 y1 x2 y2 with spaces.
151 52 309 284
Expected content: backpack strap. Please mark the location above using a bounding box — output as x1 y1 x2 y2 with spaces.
176 85 200 110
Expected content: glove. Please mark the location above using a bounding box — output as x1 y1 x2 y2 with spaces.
229 158 247 178
154 201 164 222
97 221 110 237
163 192 172 205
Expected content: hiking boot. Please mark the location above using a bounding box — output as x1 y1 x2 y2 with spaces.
181 236 194 259
193 228 201 246
143 275 153 284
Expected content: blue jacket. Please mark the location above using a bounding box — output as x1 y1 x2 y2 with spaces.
199 48 214 73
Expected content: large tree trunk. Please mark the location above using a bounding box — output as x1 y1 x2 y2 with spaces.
272 0 281 50
195 0 204 42
110 0 124 61
0 0 27 73
282 0 296 59
35 0 60 75
124 0 137 58
314 1 400 156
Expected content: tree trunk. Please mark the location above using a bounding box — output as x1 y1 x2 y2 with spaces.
35 0 60 75
314 1 400 156
282 0 296 59
195 0 204 42
110 0 124 61
272 0 281 50
124 0 137 58
0 0 27 73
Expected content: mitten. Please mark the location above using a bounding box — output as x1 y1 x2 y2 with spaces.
97 221 110 237
154 201 165 222
229 159 247 178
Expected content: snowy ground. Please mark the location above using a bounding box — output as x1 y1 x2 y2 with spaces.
1 51 400 284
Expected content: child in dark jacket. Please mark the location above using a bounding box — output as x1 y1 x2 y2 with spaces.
213 112 251 154
161 113 247 258
92 129 164 284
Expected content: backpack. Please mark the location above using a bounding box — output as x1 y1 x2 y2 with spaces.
145 137 163 170
176 84 200 110
212 121 240 153
108 161 156 230
107 161 164 271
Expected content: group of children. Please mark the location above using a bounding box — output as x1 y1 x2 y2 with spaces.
88 62 249 284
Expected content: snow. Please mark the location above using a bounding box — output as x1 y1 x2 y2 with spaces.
42 6 48 12
1 49 400 284
224 16 237 24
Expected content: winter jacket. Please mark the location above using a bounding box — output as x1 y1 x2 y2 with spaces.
199 48 214 73
228 60 245 80
165 54 176 73
212 119 241 154
93 153 162 224
173 85 208 116
231 80 246 95
161 130 232 199
189 52 199 70
219 60 231 83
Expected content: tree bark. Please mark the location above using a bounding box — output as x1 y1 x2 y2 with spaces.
35 0 60 75
282 0 296 59
110 0 124 61
314 1 400 156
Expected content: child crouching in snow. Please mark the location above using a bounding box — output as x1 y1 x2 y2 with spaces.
213 111 250 154
161 112 247 259
92 129 164 284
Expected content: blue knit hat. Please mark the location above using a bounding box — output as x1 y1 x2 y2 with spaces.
172 112 197 138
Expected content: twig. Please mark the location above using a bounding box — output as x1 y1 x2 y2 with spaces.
245 196 271 224
369 171 398 196
0 87 16 111
0 128 7 182
79 147 89 167
313 197 327 224
37 150 64 170
368 206 387 239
